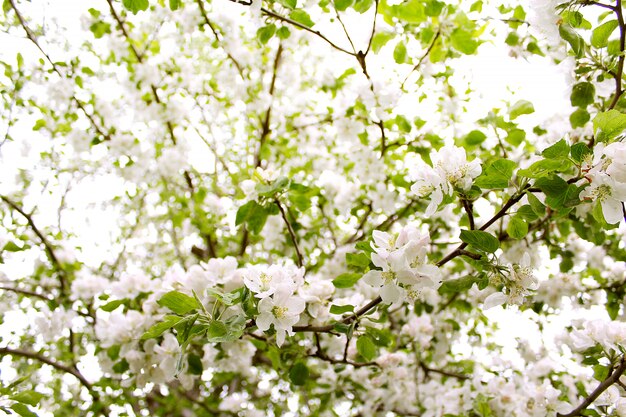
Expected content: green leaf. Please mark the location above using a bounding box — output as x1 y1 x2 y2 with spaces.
236 200 271 235
157 291 200 315
370 31 394 54
329 304 355 314
570 108 590 128
206 320 228 342
289 10 315 27
506 216 528 239
356 335 377 361
141 315 185 340
535 175 568 198
169 0 181 10
464 130 487 146
352 0 374 13
395 0 425 23
393 41 407 64
122 0 149 14
11 391 44 407
571 142 592 164
10 403 37 417
509 100 534 119
593 364 610 381
527 193 546 217
459 230 500 253
334 0 353 11
570 82 595 107
346 252 370 269
277 26 291 39
470 0 482 12
474 159 516 189
559 24 585 58
450 28 479 54
3 241 26 252
32 119 46 131
518 159 572 178
100 299 126 312
516 205 538 222
505 128 525 146
257 24 276 45
474 393 493 417
593 109 626 142
591 19 618 48
332 272 361 288
289 362 309 385
541 139 570 159
187 353 203 375
425 0 444 16
279 0 297 9
438 274 478 294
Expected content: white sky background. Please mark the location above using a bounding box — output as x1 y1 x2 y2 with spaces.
0 0 617 400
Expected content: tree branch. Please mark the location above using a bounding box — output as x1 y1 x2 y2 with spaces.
557 356 626 417
7 0 112 141
0 346 93 391
259 7 356 57
0 195 67 295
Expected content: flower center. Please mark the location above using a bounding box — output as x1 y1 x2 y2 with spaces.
259 272 271 285
272 306 288 319
592 184 611 201
381 271 396 283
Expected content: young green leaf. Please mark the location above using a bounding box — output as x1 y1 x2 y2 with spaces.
141 315 185 340
459 230 500 253
356 335 377 361
591 20 618 48
157 291 200 315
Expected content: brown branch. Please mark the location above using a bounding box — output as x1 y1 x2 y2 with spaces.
0 285 51 301
461 198 475 230
363 0 379 56
557 356 626 417
275 198 304 268
254 43 283 168
195 0 245 79
0 346 93 391
609 0 625 110
436 185 530 267
0 195 67 295
260 7 356 57
420 362 469 380
7 0 112 142
401 29 441 89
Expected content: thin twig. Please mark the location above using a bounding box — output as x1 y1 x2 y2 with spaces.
7 0 112 141
275 198 304 268
608 0 625 110
195 0 246 78
0 195 67 295
401 29 441 89
260 7 356 56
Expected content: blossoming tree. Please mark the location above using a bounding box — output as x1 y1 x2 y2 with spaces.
1 0 626 415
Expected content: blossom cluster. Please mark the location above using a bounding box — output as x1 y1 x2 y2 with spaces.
243 264 306 346
484 252 539 309
580 141 626 224
363 225 442 304
410 144 482 217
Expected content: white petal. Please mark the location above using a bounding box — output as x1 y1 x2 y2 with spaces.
256 312 273 331
602 199 624 224
362 270 383 287
380 283 402 304
483 292 507 309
